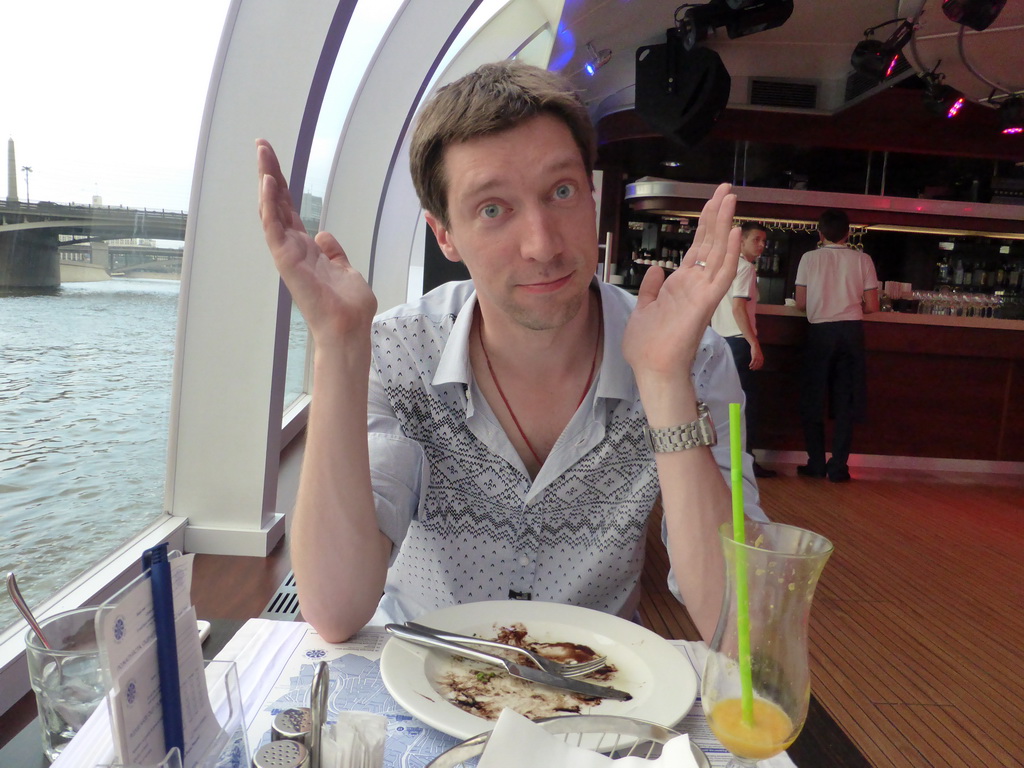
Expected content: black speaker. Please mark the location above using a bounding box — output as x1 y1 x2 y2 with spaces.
635 37 731 148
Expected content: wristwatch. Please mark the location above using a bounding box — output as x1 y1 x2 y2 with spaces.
643 401 717 453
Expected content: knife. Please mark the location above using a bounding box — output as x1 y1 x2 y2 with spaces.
384 623 633 701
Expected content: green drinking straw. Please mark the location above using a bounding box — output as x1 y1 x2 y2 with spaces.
728 402 755 727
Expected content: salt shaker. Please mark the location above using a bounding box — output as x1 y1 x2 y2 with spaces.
252 739 310 768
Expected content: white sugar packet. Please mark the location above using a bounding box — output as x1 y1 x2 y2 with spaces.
477 709 700 768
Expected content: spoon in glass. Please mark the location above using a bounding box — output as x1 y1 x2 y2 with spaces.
6 572 52 650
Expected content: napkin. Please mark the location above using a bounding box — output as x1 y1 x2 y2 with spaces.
320 711 388 768
477 709 700 768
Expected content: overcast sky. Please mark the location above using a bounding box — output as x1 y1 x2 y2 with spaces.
2 1 230 212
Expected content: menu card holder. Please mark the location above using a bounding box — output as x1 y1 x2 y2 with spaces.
95 554 250 768
97 660 248 768
98 746 183 768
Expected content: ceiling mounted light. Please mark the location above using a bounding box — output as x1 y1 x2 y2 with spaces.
998 97 1024 135
921 73 965 119
676 2 732 51
850 18 915 81
584 41 612 76
722 0 793 39
941 0 1006 31
676 0 792 51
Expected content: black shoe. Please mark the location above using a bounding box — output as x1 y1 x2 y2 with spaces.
827 466 851 483
797 464 827 479
753 462 777 478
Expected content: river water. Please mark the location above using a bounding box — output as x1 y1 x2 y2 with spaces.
1 280 178 634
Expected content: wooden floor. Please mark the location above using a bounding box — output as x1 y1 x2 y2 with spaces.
196 465 1024 768
758 466 1024 768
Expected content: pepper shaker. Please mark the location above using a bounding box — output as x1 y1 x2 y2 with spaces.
271 707 313 746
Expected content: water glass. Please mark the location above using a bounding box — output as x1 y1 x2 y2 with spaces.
24 606 106 763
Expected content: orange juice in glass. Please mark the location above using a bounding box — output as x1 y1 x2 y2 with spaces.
708 697 796 761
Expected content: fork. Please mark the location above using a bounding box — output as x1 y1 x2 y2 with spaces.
404 621 608 678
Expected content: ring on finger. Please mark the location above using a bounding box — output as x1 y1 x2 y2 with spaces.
694 260 707 268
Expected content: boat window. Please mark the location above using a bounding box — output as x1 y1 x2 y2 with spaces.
0 0 230 640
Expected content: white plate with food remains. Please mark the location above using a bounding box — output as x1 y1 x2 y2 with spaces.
379 600 698 740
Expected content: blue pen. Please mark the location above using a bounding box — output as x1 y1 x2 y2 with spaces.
143 543 185 757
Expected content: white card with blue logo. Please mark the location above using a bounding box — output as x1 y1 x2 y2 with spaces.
98 553 195 683
106 605 218 766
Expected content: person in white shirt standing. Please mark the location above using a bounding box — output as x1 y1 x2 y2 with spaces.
794 209 879 483
711 222 776 479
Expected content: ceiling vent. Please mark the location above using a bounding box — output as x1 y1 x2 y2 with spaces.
749 78 818 110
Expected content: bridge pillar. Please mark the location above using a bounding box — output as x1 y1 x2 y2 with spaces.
91 241 111 271
0 229 60 290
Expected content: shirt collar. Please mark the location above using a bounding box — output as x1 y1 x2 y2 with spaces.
432 291 477 387
430 278 638 403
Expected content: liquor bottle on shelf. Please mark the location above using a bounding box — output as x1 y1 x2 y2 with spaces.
975 262 987 290
1008 261 1021 291
953 259 964 286
626 258 641 288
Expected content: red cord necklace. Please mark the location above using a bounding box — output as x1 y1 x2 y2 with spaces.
478 311 602 468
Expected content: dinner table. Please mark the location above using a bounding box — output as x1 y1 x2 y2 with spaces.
0 618 870 768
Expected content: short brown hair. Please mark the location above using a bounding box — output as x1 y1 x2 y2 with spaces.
409 61 596 228
817 209 850 243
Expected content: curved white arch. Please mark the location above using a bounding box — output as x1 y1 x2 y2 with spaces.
168 0 563 554
169 0 355 554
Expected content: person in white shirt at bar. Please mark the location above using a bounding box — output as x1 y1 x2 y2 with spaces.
794 209 879 483
710 221 776 479
256 61 766 643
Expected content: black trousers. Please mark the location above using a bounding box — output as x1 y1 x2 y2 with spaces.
799 321 867 471
724 335 760 456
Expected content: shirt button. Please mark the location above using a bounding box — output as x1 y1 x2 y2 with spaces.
518 556 530 567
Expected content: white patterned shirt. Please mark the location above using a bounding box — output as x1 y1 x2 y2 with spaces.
366 279 766 624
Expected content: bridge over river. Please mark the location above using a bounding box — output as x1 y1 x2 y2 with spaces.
0 199 187 289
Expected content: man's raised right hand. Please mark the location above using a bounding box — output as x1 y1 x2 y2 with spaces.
257 139 377 348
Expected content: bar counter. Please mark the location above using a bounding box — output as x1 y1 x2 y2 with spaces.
753 305 1024 463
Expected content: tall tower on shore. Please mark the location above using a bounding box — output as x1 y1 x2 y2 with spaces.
7 138 17 202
